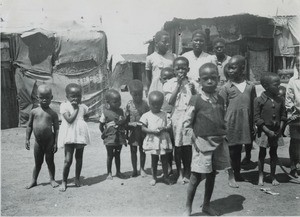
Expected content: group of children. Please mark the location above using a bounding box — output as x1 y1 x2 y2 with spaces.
25 29 300 216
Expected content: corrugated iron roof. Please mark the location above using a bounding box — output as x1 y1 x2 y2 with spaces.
120 54 147 63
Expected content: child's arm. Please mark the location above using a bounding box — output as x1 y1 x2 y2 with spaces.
145 70 152 97
62 108 79 124
52 112 59 153
167 81 182 106
182 96 197 146
141 125 160 136
25 110 34 150
99 112 106 133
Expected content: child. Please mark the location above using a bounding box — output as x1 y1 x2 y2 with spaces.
125 80 149 177
219 55 256 188
254 72 286 186
99 89 127 180
140 91 173 186
183 63 230 216
163 56 197 184
58 83 91 192
25 84 59 189
145 30 176 96
285 55 300 178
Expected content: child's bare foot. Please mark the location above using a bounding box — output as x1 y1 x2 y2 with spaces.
106 173 113 180
149 179 156 186
116 172 125 179
140 169 147 177
183 207 192 216
131 170 138 178
177 175 184 184
272 178 280 186
26 181 37 189
182 177 190 185
74 179 83 187
50 180 59 188
228 179 239 188
258 174 264 186
59 182 67 192
202 205 220 216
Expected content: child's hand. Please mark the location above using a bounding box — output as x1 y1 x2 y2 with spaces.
266 130 276 138
53 144 58 153
188 82 196 94
25 140 30 150
290 115 299 121
129 122 138 127
152 128 161 135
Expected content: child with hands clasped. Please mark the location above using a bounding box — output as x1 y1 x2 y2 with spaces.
183 63 230 216
125 80 149 177
140 91 173 186
25 84 59 189
58 83 91 192
219 55 256 188
254 73 287 186
100 89 127 180
163 56 197 184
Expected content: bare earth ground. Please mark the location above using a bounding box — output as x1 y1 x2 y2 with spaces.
1 121 300 216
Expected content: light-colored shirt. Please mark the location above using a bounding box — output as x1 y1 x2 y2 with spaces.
182 50 213 82
285 75 300 118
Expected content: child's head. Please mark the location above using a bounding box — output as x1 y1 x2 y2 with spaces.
148 91 164 113
260 72 281 96
65 83 82 106
278 85 286 99
227 55 246 82
173 56 190 79
224 63 230 81
128 79 144 104
191 30 206 53
213 38 226 57
105 89 121 110
154 30 170 55
37 84 53 108
199 63 219 94
160 67 175 84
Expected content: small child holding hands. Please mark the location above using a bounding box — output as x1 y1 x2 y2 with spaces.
25 84 59 189
58 83 91 192
125 80 149 177
99 89 127 180
140 91 173 186
254 73 287 186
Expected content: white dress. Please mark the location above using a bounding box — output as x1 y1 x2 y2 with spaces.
57 101 91 148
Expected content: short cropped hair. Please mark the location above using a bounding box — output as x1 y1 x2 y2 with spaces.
65 83 82 95
192 29 206 39
199 62 218 76
260 72 280 89
154 30 169 43
105 89 120 101
212 37 226 46
128 79 143 92
173 56 189 67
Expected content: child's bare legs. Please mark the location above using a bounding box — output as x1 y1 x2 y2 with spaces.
229 145 244 181
150 154 159 185
45 147 59 188
114 146 124 178
130 146 138 177
202 171 219 216
60 144 75 192
182 146 192 183
161 154 172 185
175 146 184 183
139 145 147 177
74 148 84 187
227 167 239 188
289 138 300 178
105 146 114 180
258 147 266 186
184 172 204 216
242 143 252 165
26 142 44 189
270 144 279 186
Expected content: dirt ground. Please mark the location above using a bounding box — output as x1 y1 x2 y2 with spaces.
1 119 300 216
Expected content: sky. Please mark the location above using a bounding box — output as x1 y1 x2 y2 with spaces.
1 0 300 55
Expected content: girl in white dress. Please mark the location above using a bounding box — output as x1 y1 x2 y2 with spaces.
58 83 91 191
140 91 173 186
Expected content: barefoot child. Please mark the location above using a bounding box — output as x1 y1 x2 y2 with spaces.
254 73 286 186
25 84 59 189
58 83 91 191
140 91 173 186
219 55 256 187
163 56 197 184
125 80 149 177
183 63 230 216
99 89 127 180
285 55 300 178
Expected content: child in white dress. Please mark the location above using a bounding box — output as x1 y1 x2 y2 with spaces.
140 91 173 186
58 83 91 192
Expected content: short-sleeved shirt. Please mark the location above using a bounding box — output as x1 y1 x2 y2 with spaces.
146 51 176 93
182 50 213 82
